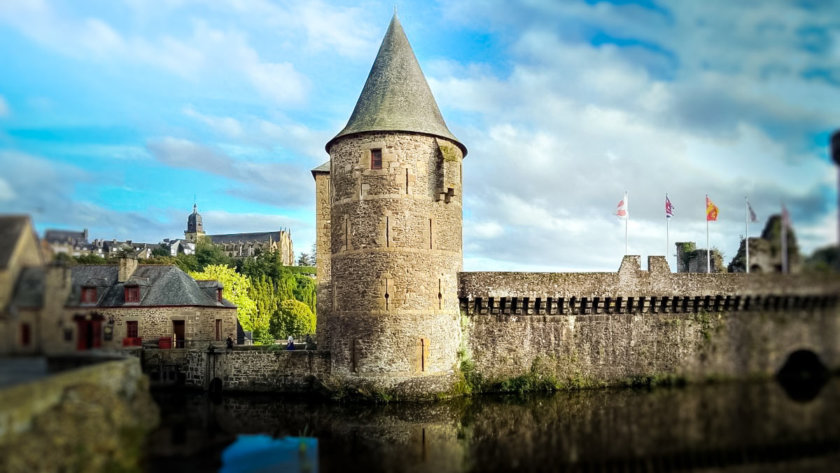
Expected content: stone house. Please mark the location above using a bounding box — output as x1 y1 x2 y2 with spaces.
1 216 238 355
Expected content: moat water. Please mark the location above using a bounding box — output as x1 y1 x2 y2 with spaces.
144 378 840 472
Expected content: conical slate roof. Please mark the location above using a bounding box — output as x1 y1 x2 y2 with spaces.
326 14 466 156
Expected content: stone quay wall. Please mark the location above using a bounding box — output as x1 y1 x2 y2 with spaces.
0 357 158 472
143 347 331 392
460 256 840 387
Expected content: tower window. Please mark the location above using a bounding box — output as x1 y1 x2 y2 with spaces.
371 149 382 169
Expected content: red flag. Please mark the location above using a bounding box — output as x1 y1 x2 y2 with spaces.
665 195 674 218
616 193 628 219
706 196 719 222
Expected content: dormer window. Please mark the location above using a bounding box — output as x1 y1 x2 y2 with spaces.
217 288 223 302
125 286 140 303
81 287 97 304
371 148 382 170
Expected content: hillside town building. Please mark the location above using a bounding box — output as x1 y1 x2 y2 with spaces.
183 204 295 264
0 215 237 356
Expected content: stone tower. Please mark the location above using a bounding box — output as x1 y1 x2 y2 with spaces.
184 203 205 242
319 14 467 395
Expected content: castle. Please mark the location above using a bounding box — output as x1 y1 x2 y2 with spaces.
305 14 840 397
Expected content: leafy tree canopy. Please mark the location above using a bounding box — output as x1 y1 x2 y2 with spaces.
189 264 261 333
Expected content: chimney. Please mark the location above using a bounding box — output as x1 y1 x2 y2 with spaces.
119 256 138 282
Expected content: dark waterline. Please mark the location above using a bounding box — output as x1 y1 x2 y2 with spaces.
144 379 840 472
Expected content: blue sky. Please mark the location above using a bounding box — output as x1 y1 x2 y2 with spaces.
0 0 838 271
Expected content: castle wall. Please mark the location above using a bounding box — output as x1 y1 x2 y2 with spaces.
314 171 332 348
461 256 840 387
142 348 330 392
327 132 463 391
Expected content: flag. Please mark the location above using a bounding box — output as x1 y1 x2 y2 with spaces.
747 200 757 222
706 195 719 222
665 195 674 218
616 193 628 219
782 203 791 228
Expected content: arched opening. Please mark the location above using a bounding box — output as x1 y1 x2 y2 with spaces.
208 377 224 403
776 349 829 403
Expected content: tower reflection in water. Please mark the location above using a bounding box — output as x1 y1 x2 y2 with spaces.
148 377 840 473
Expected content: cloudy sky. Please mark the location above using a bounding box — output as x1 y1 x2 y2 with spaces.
0 0 837 271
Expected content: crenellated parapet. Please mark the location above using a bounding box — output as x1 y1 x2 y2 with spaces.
460 256 840 390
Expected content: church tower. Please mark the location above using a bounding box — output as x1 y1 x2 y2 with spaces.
184 203 205 242
321 13 466 395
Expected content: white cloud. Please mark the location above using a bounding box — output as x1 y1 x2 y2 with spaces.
0 1 310 104
0 177 16 201
431 0 839 270
183 106 244 137
145 137 314 207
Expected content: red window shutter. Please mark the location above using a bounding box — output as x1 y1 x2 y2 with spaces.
127 321 138 338
82 287 97 303
371 149 382 169
125 286 140 303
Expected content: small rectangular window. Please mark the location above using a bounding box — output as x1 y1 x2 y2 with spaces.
81 287 97 304
125 286 140 303
126 321 138 338
370 148 382 169
215 319 222 341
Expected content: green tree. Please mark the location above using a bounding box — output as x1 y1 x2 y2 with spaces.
73 253 106 264
189 265 261 333
195 239 233 270
151 245 170 257
271 299 316 338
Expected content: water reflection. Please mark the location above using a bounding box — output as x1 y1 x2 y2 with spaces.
221 435 317 473
146 379 840 472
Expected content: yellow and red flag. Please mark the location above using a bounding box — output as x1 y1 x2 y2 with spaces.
706 195 719 221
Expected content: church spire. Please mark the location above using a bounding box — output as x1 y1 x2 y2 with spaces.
326 13 466 155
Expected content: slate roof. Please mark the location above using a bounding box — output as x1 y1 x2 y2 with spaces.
311 160 330 179
206 231 284 245
0 215 29 269
66 264 234 308
10 266 45 309
326 14 466 156
44 229 87 244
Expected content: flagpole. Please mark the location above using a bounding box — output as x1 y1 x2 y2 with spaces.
706 194 711 273
665 193 670 267
625 191 629 255
745 196 750 274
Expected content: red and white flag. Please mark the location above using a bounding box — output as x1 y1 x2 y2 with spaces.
665 194 674 218
616 192 628 219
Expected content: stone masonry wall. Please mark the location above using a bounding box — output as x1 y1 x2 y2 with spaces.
41 306 237 355
327 132 463 393
314 171 332 349
0 358 158 472
143 348 330 392
461 256 840 386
